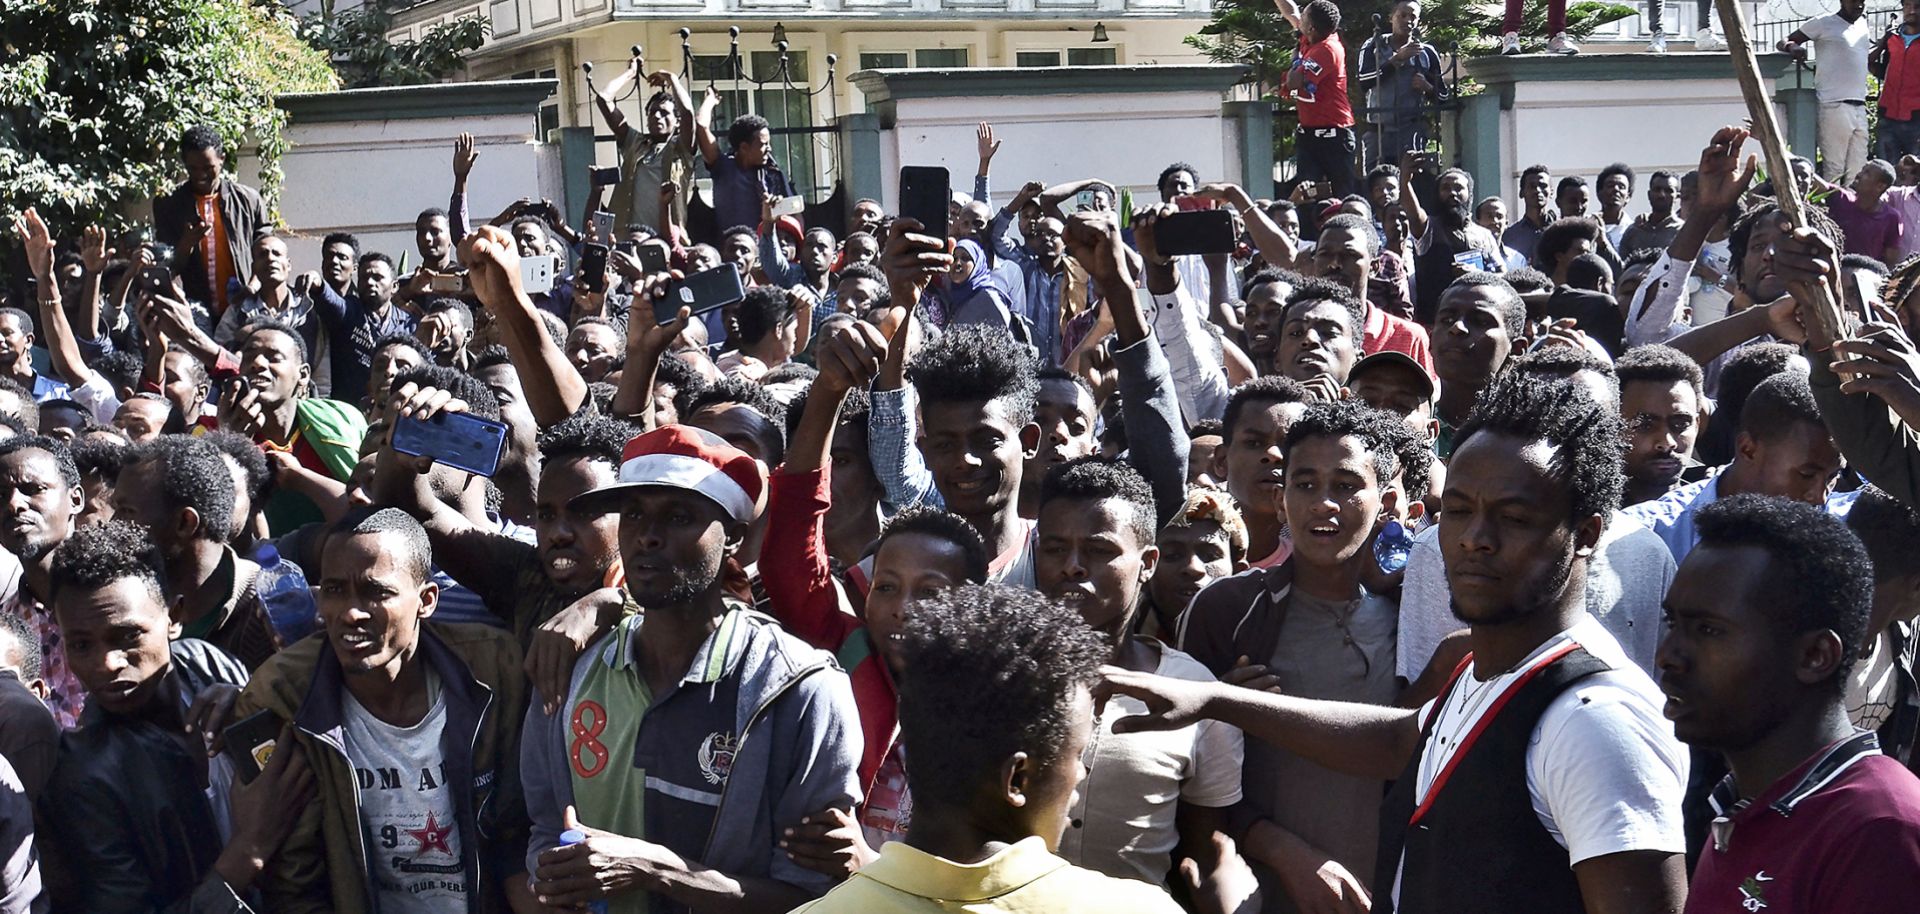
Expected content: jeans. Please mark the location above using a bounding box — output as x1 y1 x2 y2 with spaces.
1363 123 1426 170
1646 0 1712 35
1819 101 1872 180
1879 114 1920 162
1505 0 1566 34
1297 126 1358 197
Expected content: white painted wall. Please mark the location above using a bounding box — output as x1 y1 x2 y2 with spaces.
1496 77 1785 217
237 111 559 273
874 87 1237 211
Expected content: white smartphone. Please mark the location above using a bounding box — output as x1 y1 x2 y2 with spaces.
772 195 805 218
520 256 555 295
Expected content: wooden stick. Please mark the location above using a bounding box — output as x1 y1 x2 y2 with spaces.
1714 0 1851 345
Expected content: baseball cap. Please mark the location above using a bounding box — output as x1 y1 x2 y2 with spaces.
1347 351 1436 401
568 425 767 523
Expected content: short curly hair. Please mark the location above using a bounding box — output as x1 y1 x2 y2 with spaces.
50 519 168 604
1615 344 1704 396
1696 494 1873 688
0 435 81 488
241 318 309 366
684 377 788 464
727 113 771 150
907 324 1039 426
537 412 639 467
1533 217 1602 272
327 506 433 585
1739 371 1822 444
1441 272 1529 339
734 287 795 347
70 435 128 486
1038 457 1158 545
201 430 273 509
390 364 502 422
180 124 223 158
652 353 708 419
836 262 890 301
1280 278 1367 351
877 507 990 584
895 584 1111 809
1282 400 1416 494
1455 373 1625 527
1845 485 1920 584
124 435 236 543
1222 376 1309 442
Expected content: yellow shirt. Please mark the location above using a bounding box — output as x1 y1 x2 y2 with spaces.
787 836 1183 914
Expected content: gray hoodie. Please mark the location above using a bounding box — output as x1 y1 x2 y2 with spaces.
521 605 862 910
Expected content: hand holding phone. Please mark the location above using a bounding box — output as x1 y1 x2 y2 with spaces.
898 166 951 244
392 410 509 477
1154 210 1237 257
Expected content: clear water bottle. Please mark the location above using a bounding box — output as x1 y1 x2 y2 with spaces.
1374 520 1414 574
558 829 610 914
255 543 320 644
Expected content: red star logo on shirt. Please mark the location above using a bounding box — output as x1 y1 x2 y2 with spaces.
406 811 454 857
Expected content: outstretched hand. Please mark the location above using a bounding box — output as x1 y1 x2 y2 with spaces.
1694 126 1757 216
11 208 54 281
1099 665 1221 734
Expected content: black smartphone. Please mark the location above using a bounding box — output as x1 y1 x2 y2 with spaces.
1154 210 1237 257
637 242 670 275
221 709 283 784
659 264 746 325
898 165 950 243
580 242 609 294
591 166 621 187
392 411 509 477
139 265 171 295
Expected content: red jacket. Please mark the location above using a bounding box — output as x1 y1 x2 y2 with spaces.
1886 31 1920 121
760 466 896 796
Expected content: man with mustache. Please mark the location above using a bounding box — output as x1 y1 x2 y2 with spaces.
1617 345 1706 507
1399 152 1502 327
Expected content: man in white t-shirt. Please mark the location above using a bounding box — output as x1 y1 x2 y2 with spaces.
1782 0 1875 181
1105 374 1688 914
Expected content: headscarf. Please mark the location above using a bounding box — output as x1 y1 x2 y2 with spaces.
946 239 997 298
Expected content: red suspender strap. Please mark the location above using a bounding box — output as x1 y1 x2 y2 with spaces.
1407 641 1581 827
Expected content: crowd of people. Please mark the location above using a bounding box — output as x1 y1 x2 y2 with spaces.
6 4 1920 910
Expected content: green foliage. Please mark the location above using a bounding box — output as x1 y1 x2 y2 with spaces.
298 1 490 90
0 0 337 234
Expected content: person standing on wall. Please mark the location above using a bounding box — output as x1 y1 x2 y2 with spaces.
1357 0 1448 170
1780 0 1875 182
1500 0 1577 55
1275 0 1359 197
1871 0 1920 163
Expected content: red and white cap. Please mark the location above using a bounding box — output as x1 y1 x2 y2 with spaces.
569 425 767 523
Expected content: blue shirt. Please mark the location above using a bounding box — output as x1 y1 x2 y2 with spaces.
707 153 793 238
1623 472 1855 566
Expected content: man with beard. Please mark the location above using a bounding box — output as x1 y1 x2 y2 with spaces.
1617 345 1706 507
0 437 89 727
220 321 367 534
523 425 860 914
1109 375 1690 914
1661 496 1920 912
1399 153 1503 325
1311 215 1432 370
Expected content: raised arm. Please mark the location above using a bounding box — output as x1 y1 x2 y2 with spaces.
695 90 722 167
460 226 589 425
609 249 688 428
1398 149 1432 242
452 133 478 241
1271 0 1304 31
370 383 520 600
868 219 950 510
1038 178 1108 220
590 59 639 140
1195 182 1296 273
13 213 96 391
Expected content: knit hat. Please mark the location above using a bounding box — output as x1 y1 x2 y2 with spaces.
568 425 767 523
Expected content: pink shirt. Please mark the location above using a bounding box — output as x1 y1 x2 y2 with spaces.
1883 185 1920 261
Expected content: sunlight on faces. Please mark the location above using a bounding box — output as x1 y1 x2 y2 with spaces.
0 448 81 562
1217 401 1307 524
1439 432 1594 626
1283 434 1392 569
920 398 1039 521
55 576 177 716
319 530 438 678
535 456 621 592
615 487 737 607
865 532 974 674
1621 379 1700 490
1150 519 1237 618
1277 298 1360 384
1036 496 1157 633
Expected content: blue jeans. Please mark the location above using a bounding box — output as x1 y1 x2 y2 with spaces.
1879 115 1920 162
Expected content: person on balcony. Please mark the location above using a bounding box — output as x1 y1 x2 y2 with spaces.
1871 0 1920 162
1274 0 1358 197
1780 0 1875 182
1500 0 1577 55
1357 0 1447 168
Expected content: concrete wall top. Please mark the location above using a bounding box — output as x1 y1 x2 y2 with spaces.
848 63 1248 105
1463 51 1798 88
278 78 561 123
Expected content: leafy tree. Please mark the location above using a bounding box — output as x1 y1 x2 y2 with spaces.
298 1 491 90
0 0 336 233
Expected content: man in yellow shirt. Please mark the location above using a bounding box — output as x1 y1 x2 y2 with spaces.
788 585 1187 914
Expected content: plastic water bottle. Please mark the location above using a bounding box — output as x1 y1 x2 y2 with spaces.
558 830 610 914
1373 520 1414 574
255 543 319 644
